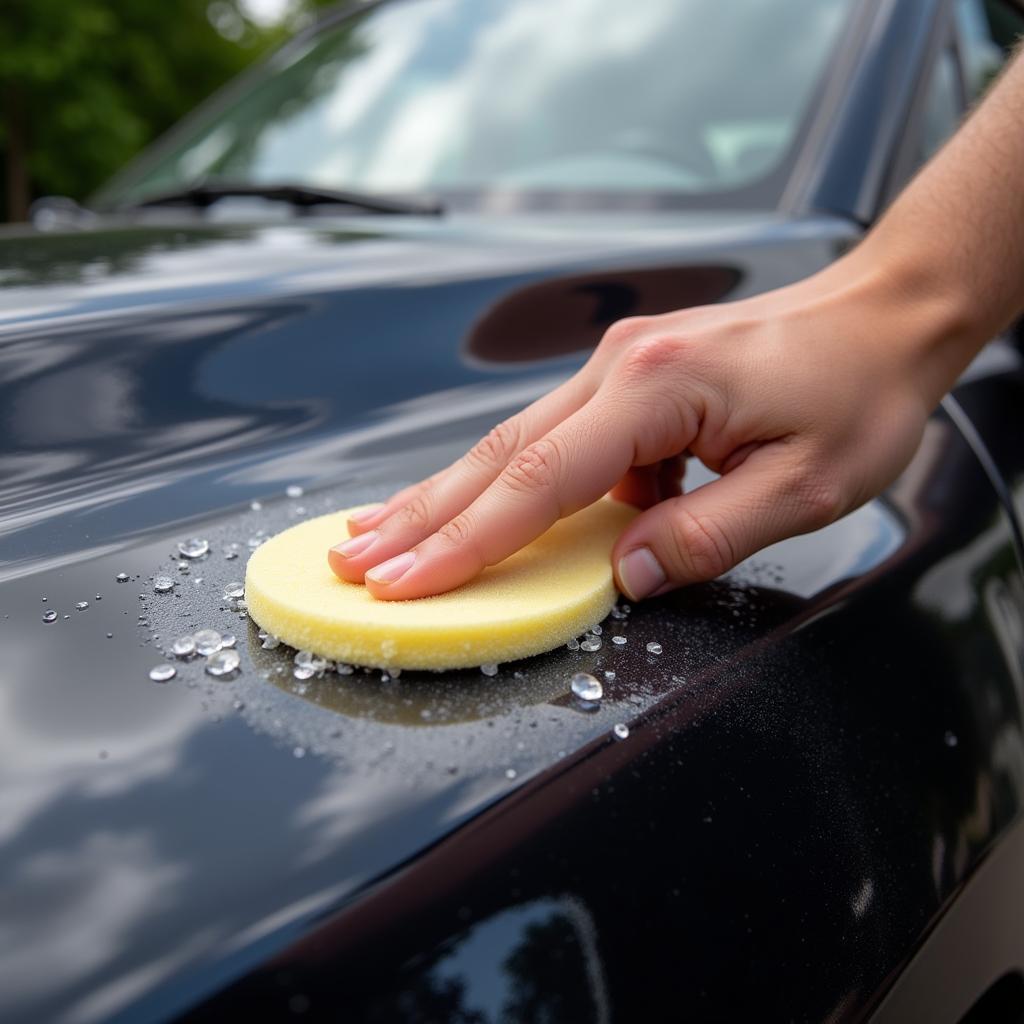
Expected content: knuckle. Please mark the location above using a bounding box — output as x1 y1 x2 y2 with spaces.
618 334 682 380
436 514 474 548
599 315 653 350
669 507 735 581
466 419 520 473
502 438 562 495
789 465 845 529
391 490 434 533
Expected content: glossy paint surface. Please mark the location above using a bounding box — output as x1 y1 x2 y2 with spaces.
1 208 1023 1023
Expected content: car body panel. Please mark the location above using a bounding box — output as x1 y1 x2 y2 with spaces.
4 0 1024 1020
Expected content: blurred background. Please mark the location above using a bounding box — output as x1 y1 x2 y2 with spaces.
0 0 332 222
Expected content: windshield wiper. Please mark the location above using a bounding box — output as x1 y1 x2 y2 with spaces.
120 181 443 216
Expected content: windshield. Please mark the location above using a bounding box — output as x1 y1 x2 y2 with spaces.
97 0 855 211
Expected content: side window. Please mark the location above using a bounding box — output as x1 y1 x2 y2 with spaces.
918 47 962 165
956 0 1024 103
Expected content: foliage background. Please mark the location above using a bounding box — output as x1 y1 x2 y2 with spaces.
0 0 330 222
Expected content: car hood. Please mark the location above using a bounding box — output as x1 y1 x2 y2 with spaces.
5 211 1016 1023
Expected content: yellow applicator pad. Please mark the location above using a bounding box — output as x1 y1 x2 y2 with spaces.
245 498 637 670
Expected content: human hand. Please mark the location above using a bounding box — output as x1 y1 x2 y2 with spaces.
328 252 960 601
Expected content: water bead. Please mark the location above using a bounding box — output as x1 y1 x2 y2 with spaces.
505 768 517 780
116 572 130 582
177 537 210 559
646 641 663 655
171 635 196 657
193 629 223 656
580 637 602 652
294 650 328 673
42 610 57 623
205 648 240 677
260 633 280 650
480 663 499 676
570 672 603 701
222 581 245 601
566 639 580 651
153 576 175 594
611 635 627 646
613 723 630 740
286 485 304 498
75 601 89 611
149 663 176 683
250 500 263 511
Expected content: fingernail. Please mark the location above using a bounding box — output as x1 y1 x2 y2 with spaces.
617 547 666 601
366 550 416 584
333 530 378 558
349 503 384 524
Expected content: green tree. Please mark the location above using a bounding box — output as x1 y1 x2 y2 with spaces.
0 0 311 222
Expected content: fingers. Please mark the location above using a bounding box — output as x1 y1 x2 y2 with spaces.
612 444 837 600
364 406 636 599
609 456 686 509
328 377 591 582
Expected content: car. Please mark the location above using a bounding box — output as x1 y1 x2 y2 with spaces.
3 0 1024 1020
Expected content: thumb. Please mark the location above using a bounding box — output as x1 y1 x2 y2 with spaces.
612 447 836 600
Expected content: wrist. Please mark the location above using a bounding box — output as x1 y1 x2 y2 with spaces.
828 234 982 409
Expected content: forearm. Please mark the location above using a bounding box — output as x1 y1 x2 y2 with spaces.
838 45 1024 405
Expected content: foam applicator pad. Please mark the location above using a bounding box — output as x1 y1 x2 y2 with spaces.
245 498 637 670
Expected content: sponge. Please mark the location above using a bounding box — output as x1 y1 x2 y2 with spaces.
244 498 636 670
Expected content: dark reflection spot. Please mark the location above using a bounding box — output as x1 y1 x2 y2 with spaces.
359 898 606 1023
465 265 741 364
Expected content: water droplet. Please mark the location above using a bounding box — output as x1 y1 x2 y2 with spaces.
221 634 237 649
42 610 57 623
106 632 113 639
75 601 89 611
293 665 315 681
250 500 262 511
610 604 629 619
177 537 209 559
480 663 499 676
116 572 129 582
247 534 267 549
566 639 580 651
286 485 304 498
153 575 175 594
41 596 47 602
94 594 101 601
604 670 616 681
646 641 663 655
293 745 306 758
294 650 327 674
193 629 223 656
335 662 353 674
944 730 959 748
612 635 627 646
580 637 602 652
232 699 245 710
505 768 517 780
260 633 280 650
570 672 603 701
590 624 603 635
149 663 176 683
223 582 244 601
171 635 196 657
63 614 70 620
613 722 629 740
175 560 190 573
205 648 240 677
